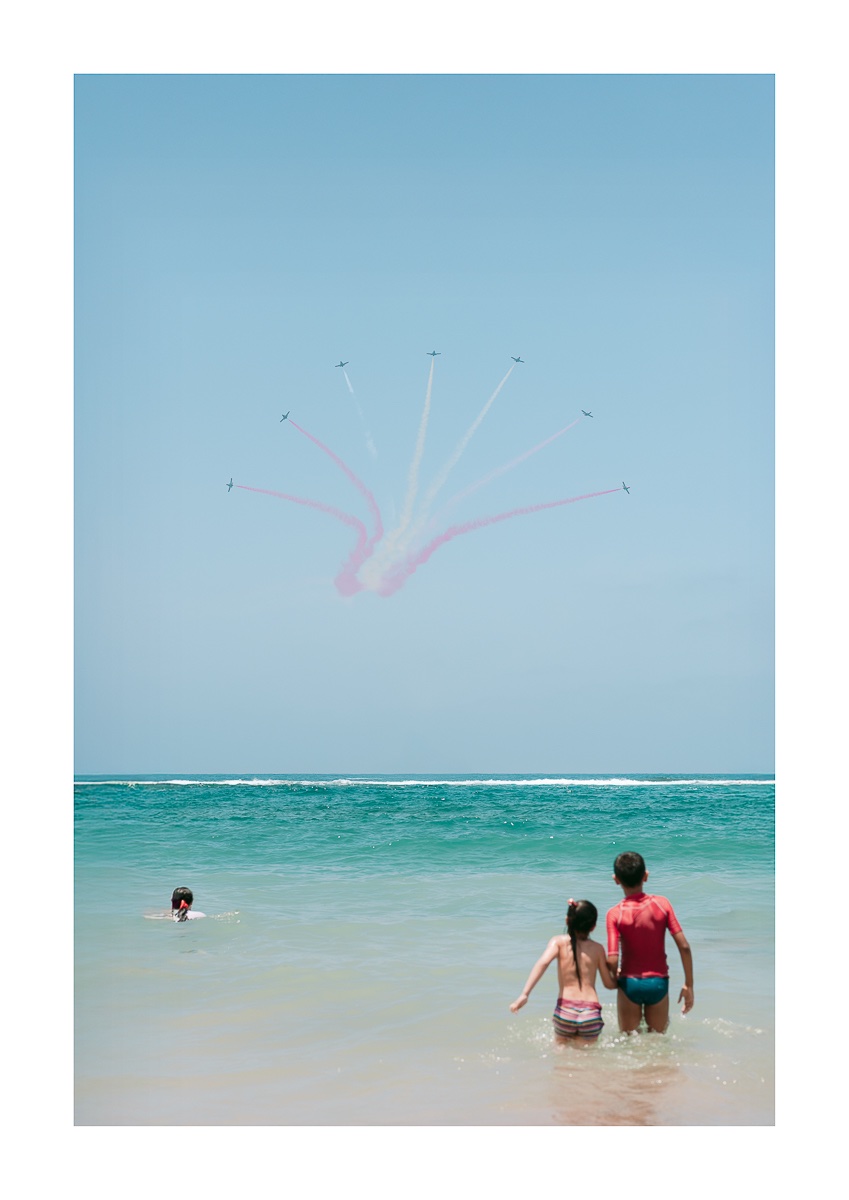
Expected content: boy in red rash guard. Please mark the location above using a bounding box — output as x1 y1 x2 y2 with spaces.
606 851 694 1034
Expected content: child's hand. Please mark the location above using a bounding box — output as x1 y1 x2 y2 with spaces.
678 985 694 1014
510 994 529 1013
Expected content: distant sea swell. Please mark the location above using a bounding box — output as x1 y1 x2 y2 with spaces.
74 774 774 880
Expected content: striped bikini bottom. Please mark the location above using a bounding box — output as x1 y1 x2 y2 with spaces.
552 999 604 1040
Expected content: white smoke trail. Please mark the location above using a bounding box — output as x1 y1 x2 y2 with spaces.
359 356 435 585
419 363 514 511
342 367 378 459
396 355 436 535
391 362 515 557
438 414 583 518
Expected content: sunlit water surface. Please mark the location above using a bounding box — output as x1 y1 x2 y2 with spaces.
75 775 773 1125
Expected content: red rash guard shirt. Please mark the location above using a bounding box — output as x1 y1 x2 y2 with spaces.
606 893 682 978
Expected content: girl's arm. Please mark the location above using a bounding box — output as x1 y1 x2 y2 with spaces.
593 942 618 990
510 938 561 1012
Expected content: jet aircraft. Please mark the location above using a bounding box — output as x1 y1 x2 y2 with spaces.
511 356 524 363
227 478 233 492
622 481 630 494
582 409 593 418
280 411 290 422
427 350 440 356
335 361 349 368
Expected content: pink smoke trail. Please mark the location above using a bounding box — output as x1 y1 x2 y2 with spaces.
442 415 584 513
287 420 384 554
235 484 368 596
376 487 622 597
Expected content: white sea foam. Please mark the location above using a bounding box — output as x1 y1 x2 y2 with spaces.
75 776 774 788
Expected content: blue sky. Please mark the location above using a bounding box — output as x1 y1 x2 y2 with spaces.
74 74 774 773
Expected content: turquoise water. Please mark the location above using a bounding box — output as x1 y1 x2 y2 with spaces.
74 775 774 1125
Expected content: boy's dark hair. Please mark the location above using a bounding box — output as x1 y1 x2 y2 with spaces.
613 852 646 888
565 899 598 986
171 886 193 908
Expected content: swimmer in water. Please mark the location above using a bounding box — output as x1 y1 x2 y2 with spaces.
171 886 206 922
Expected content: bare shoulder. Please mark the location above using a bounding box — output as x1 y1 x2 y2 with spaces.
585 937 607 960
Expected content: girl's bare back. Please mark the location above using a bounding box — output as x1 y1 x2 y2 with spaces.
556 935 612 1003
509 902 617 1017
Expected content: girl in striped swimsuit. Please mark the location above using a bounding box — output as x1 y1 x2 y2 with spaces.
510 900 618 1043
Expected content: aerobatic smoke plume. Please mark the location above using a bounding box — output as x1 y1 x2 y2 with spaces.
235 360 626 598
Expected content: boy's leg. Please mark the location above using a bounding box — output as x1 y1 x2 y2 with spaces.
616 988 643 1033
643 995 669 1033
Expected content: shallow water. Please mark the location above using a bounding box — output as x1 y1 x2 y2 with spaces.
74 775 774 1125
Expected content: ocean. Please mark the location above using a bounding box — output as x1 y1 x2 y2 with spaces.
74 774 774 1126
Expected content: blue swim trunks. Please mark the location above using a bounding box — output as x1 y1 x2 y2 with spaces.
618 976 669 1006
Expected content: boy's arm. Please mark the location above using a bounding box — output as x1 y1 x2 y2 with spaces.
510 938 560 1012
605 908 620 979
672 930 694 1012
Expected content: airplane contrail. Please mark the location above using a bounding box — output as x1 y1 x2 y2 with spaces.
235 485 368 596
342 368 355 395
287 420 384 556
374 486 622 597
440 414 583 514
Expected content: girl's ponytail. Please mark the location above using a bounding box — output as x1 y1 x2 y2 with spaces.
565 899 582 986
565 898 599 986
